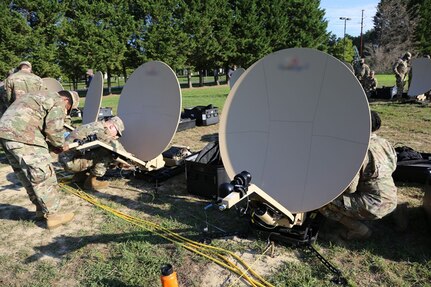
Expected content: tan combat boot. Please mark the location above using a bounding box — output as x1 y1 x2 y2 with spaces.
339 217 372 240
46 212 75 229
84 174 109 190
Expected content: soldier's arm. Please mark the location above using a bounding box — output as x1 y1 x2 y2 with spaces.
4 78 13 104
45 105 66 148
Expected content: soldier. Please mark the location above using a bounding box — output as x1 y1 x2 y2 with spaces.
0 90 80 229
59 116 127 190
320 111 397 240
1 61 45 116
362 70 378 98
393 52 412 99
354 58 371 84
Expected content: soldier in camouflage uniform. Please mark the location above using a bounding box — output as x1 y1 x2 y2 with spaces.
0 90 80 229
59 116 126 190
0 61 46 117
354 58 371 85
320 111 397 240
393 52 411 99
362 70 378 98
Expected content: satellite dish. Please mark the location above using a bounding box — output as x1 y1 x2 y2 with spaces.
408 58 431 96
342 61 354 73
219 48 370 213
42 78 64 92
82 71 103 124
229 68 245 89
117 61 181 161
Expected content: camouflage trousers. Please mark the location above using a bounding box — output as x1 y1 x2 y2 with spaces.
319 193 379 222
59 148 113 177
395 75 405 97
1 139 60 214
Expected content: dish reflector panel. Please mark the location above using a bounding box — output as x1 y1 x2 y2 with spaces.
220 48 370 213
82 71 103 124
229 68 245 89
408 58 431 96
117 61 181 161
42 78 64 92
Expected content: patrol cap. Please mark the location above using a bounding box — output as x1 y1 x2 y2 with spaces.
58 90 80 112
109 116 125 136
18 61 32 69
404 52 412 59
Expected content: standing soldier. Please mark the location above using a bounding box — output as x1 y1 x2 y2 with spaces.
59 116 127 190
1 61 45 117
363 70 378 98
0 90 79 229
354 58 371 85
393 52 412 99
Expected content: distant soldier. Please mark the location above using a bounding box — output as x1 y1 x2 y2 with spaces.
1 61 45 117
354 58 370 84
59 116 127 190
0 90 80 229
362 70 378 98
320 111 397 240
393 52 412 99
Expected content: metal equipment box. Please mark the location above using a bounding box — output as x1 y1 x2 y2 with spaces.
183 105 219 126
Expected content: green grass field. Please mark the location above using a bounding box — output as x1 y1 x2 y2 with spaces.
2 82 430 287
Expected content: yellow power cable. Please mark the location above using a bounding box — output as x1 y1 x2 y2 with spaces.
60 183 275 287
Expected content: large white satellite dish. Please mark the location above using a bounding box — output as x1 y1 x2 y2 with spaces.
229 68 245 89
408 58 431 96
220 48 370 213
82 71 104 124
117 61 181 161
42 77 64 92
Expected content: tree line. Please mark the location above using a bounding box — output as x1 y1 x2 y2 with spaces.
1 0 430 91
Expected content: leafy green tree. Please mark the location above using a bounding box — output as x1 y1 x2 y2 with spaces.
414 0 431 55
280 0 329 50
59 0 135 92
9 0 63 78
229 0 271 68
0 2 31 78
328 37 354 63
184 0 234 86
142 0 190 71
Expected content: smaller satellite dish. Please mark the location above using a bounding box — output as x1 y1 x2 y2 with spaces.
408 58 431 96
82 71 104 124
229 68 245 89
117 61 181 161
42 78 64 92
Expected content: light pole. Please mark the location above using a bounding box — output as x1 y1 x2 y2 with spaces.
339 17 351 61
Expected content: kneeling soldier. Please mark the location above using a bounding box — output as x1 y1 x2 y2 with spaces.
59 116 126 190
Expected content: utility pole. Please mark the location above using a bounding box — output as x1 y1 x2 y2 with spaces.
360 10 364 58
339 17 351 61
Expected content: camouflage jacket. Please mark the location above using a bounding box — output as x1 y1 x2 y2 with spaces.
362 76 378 93
344 133 398 217
66 121 126 153
393 59 409 78
0 91 67 149
355 64 370 81
2 70 45 108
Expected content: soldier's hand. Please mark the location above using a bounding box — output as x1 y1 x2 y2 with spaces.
62 143 69 152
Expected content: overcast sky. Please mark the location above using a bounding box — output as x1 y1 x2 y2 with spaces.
320 0 379 38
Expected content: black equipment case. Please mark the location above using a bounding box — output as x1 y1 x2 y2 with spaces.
185 141 229 199
183 105 219 126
